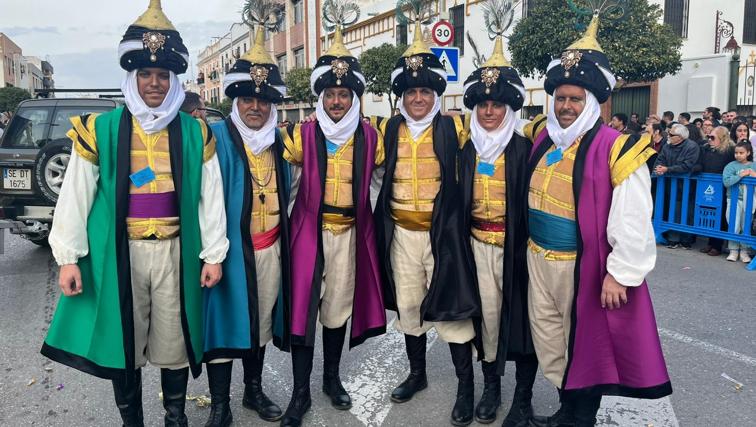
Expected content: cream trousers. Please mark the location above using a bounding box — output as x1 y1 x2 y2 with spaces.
390 225 475 344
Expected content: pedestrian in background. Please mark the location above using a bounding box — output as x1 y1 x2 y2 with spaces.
731 121 751 145
722 141 756 263
697 127 735 256
654 123 700 249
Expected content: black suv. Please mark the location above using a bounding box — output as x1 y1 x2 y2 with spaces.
0 98 225 252
0 98 119 249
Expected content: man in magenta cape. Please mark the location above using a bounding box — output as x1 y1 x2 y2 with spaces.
525 15 672 427
279 25 386 427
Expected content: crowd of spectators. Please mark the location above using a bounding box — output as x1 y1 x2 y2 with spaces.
634 106 756 264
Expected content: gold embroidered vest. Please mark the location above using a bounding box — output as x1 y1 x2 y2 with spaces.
472 153 507 246
127 120 179 240
527 140 581 260
246 146 280 235
323 138 355 234
391 125 441 231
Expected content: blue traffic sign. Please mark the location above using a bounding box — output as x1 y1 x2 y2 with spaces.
430 46 460 83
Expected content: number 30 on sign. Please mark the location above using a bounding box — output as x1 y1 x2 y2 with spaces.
432 21 454 47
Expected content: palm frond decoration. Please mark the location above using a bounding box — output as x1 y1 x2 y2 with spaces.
395 0 434 26
566 0 627 21
322 0 361 32
480 0 518 40
466 31 486 68
241 0 286 33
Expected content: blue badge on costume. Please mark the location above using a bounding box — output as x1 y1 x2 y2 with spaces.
326 140 340 155
546 148 563 166
477 162 495 176
130 167 156 188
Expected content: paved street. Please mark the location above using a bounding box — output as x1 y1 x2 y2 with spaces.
1 233 754 427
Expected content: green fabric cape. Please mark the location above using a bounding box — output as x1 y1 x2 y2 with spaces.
41 107 207 381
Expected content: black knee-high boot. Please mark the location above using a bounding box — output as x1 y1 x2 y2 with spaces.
280 345 314 427
322 325 351 409
242 346 282 421
161 367 189 427
501 357 538 427
530 388 576 427
474 361 501 424
205 362 233 427
573 394 601 427
390 333 428 403
449 342 475 427
112 369 144 427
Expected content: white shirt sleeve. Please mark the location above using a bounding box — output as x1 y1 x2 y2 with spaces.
370 164 385 212
198 153 229 264
606 166 657 287
287 163 302 215
49 150 99 266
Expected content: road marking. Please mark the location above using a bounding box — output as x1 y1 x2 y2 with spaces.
344 317 437 426
598 396 678 427
658 327 756 367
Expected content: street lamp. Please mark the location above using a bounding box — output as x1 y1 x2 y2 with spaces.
725 36 741 111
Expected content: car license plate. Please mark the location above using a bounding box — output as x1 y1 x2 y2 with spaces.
3 168 32 190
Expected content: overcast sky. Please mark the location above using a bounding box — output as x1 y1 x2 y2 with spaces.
1 0 248 89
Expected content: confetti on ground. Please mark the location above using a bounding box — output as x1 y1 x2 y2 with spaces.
186 394 211 408
721 373 744 391
56 384 64 391
44 367 53 372
681 266 691 270
27 378 36 386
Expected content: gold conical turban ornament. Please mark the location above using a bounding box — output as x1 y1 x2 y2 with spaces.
566 14 603 52
325 26 352 57
403 21 432 57
132 0 176 31
241 26 275 65
482 36 511 68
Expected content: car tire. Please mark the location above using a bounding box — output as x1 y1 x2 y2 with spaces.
34 140 71 205
25 234 50 247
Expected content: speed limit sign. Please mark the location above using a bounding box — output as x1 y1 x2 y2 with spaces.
432 20 455 46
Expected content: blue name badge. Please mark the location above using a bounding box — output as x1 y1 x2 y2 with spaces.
130 166 156 188
477 162 496 177
546 148 563 166
326 140 340 155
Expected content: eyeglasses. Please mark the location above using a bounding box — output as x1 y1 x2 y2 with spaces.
668 133 678 137
707 135 716 141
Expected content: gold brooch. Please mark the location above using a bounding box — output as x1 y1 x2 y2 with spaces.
481 68 500 95
560 49 582 78
250 66 269 93
405 56 423 78
142 32 166 62
330 59 349 85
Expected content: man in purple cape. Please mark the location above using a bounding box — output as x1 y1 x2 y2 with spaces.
279 25 386 427
524 14 672 427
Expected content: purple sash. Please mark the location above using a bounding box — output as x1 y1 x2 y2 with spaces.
128 192 178 218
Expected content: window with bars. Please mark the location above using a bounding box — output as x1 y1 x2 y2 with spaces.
664 0 689 38
745 0 756 44
396 23 408 46
522 0 538 18
293 0 304 25
450 5 464 55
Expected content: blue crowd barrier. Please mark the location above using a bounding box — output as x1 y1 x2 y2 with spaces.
653 173 756 271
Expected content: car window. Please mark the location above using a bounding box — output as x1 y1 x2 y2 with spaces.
48 107 113 142
0 107 52 149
